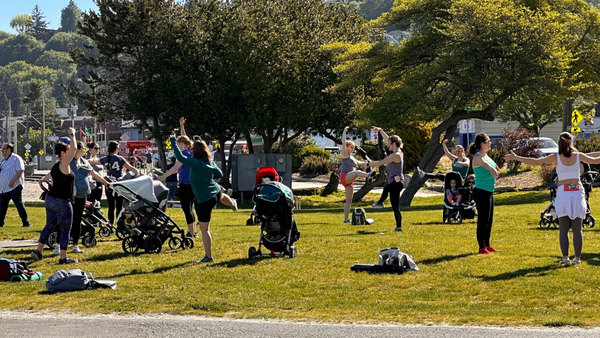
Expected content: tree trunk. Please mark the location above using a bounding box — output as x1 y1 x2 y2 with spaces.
245 129 254 154
352 167 386 202
321 171 340 196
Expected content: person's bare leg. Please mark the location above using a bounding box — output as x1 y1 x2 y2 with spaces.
220 194 233 207
344 186 353 222
197 221 212 258
187 222 196 237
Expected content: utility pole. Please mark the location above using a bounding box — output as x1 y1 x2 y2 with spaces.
41 87 45 155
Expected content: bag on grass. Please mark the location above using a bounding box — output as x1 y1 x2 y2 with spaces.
0 257 43 282
378 247 419 271
46 269 117 293
352 208 367 225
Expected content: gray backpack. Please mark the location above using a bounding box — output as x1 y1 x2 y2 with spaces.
46 269 116 293
352 208 367 225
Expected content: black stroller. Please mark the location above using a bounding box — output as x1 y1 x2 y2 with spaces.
111 176 192 254
442 172 476 224
248 181 300 259
540 164 597 228
82 200 113 238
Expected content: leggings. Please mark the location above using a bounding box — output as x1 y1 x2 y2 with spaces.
39 195 73 251
389 181 404 228
179 183 196 224
559 217 583 257
194 192 221 223
105 187 124 225
55 197 86 246
377 183 390 203
473 188 494 249
424 173 446 181
87 183 103 204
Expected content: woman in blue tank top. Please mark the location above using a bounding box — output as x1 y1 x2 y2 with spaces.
470 133 499 255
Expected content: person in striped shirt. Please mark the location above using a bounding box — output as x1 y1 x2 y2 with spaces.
0 143 30 228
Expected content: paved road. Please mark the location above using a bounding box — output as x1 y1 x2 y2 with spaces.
0 311 598 338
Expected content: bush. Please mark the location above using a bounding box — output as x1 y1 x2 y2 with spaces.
575 133 600 173
537 164 556 188
299 155 333 178
487 147 508 170
495 125 540 171
293 144 330 172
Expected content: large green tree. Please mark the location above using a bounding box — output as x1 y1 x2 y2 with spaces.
60 0 82 33
29 5 51 41
9 14 33 34
332 0 600 205
0 34 45 66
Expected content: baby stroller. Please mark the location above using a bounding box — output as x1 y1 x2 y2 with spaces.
248 181 300 259
82 200 113 238
111 176 192 254
540 164 597 228
442 171 476 224
246 167 281 226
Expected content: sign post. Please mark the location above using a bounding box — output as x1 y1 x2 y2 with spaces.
571 109 583 133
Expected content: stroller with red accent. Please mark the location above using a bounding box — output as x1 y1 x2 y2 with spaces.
246 167 281 225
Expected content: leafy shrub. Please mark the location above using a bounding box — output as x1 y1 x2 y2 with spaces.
537 164 556 187
487 147 508 170
575 133 600 173
293 144 330 172
272 133 315 154
299 155 333 177
495 124 540 171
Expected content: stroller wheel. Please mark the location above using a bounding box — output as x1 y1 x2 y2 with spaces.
46 231 58 249
248 246 257 259
246 219 254 226
98 226 112 238
122 236 139 253
144 236 162 254
182 237 194 250
115 227 126 240
585 215 595 228
168 237 182 250
552 218 559 229
288 246 297 258
82 236 97 248
539 219 546 228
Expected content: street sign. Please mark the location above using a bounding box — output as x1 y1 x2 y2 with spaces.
572 110 583 126
48 136 59 142
24 152 29 158
38 150 44 155
571 126 581 133
24 143 31 150
120 133 130 141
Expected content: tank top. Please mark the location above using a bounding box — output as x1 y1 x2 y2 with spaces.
387 151 404 184
473 152 497 192
555 153 580 181
47 162 75 201
340 157 358 174
178 149 192 185
452 158 469 178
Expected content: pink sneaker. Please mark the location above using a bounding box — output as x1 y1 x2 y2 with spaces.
478 248 490 254
486 246 499 252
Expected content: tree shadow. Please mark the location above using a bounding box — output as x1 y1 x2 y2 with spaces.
580 252 600 266
478 264 559 281
104 261 195 279
85 251 136 262
419 253 473 265
356 230 382 235
212 257 271 268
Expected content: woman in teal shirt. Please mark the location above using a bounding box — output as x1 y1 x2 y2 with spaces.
417 139 470 180
469 133 499 255
171 135 222 263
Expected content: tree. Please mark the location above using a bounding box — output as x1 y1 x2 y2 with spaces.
497 92 563 136
29 5 50 40
60 0 81 33
0 33 45 66
331 0 600 206
9 14 33 34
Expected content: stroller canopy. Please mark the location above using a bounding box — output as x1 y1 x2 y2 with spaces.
256 181 294 208
110 176 158 203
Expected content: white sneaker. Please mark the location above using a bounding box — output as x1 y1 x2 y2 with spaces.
71 245 83 254
416 166 425 178
226 188 233 197
372 201 385 208
573 258 581 265
52 245 60 256
231 199 238 212
560 257 570 265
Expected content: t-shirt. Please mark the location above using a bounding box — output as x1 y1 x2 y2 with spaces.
178 149 192 185
165 163 178 183
100 154 127 179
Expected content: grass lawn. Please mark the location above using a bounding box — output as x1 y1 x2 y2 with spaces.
1 190 600 327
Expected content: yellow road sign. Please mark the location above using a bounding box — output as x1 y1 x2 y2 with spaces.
572 109 583 126
24 152 29 158
38 150 44 155
571 127 581 133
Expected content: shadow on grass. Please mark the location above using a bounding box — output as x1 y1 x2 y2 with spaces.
419 253 472 265
85 251 138 262
580 252 600 266
105 261 196 279
212 257 268 268
479 264 559 281
495 191 548 206
356 230 382 235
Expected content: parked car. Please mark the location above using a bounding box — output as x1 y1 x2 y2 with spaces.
535 137 558 157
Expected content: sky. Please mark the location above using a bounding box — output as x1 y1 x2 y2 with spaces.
0 0 98 34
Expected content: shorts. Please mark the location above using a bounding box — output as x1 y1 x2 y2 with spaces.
339 172 354 188
555 184 587 220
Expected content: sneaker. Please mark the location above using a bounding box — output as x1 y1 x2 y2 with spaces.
393 227 403 232
573 258 581 265
372 201 385 209
343 219 351 224
416 166 425 178
478 248 490 254
560 257 570 265
59 257 79 265
52 245 61 256
231 199 238 212
22 223 31 227
486 246 499 252
196 255 214 263
226 188 233 197
71 245 83 254
30 250 43 261
366 171 377 183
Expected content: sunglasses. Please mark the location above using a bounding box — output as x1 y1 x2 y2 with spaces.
93 147 99 150
454 149 462 153
467 181 474 184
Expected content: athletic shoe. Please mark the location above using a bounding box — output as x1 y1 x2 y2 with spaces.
366 171 377 183
486 246 499 252
22 223 31 227
372 201 385 209
560 257 570 265
226 188 233 197
478 248 490 254
71 245 83 254
196 255 214 263
343 219 351 224
59 257 79 265
416 166 425 178
393 227 403 232
231 199 238 212
573 258 581 265
30 250 43 261
52 245 60 256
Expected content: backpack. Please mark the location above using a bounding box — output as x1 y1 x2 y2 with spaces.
46 269 117 293
352 208 367 225
0 257 43 282
378 247 419 271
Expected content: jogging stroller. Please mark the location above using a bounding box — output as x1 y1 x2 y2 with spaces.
246 167 281 226
540 164 597 228
442 171 476 224
111 176 192 254
248 181 300 259
82 200 113 238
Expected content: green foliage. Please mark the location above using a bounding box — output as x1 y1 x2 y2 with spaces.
60 0 81 33
348 0 395 21
0 33 44 66
29 5 51 41
35 50 75 73
298 155 334 177
575 133 600 172
0 31 13 42
45 32 95 53
9 14 33 34
294 144 331 172
271 133 316 154
488 147 508 170
17 127 54 156
496 125 540 171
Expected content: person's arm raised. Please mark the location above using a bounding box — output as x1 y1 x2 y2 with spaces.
59 127 77 174
504 151 557 166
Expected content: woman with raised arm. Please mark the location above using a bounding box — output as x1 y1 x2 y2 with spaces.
31 128 79 265
417 139 470 180
99 141 138 225
368 130 405 231
469 133 500 255
86 142 104 204
340 126 373 223
505 132 600 265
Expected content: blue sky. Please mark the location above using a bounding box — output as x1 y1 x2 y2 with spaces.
0 0 98 34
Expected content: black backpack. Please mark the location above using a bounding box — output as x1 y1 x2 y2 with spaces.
352 208 367 225
0 257 43 282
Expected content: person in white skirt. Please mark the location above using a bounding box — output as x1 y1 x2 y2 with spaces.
505 132 600 265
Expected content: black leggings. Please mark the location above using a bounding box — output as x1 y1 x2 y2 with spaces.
55 197 86 246
194 192 221 223
179 183 196 224
105 187 124 225
559 217 583 257
473 188 494 249
389 181 404 228
87 183 103 204
424 173 446 181
377 183 390 203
